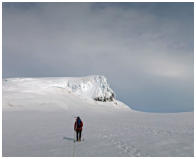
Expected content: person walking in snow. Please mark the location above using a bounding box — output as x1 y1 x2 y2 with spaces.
74 116 83 142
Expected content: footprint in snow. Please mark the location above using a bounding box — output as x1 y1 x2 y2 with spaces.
106 135 141 156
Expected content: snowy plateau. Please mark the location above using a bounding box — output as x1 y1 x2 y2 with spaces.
2 75 194 157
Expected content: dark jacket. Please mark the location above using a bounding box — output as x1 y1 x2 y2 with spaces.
74 118 83 131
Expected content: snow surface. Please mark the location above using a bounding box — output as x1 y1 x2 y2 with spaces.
2 76 194 157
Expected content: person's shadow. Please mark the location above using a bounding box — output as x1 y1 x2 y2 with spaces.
63 136 75 142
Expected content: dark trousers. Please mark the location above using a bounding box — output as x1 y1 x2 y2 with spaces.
76 130 82 141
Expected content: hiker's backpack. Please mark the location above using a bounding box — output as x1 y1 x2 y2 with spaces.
77 119 82 128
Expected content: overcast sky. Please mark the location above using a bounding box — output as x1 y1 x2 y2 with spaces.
2 2 194 113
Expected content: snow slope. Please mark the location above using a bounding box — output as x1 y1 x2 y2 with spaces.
2 76 194 157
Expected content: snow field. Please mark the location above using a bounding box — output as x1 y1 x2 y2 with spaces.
2 76 194 156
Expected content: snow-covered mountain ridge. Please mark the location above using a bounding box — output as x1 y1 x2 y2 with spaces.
3 75 114 101
3 75 129 111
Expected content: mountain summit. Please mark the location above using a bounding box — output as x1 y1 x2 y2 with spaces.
3 75 129 111
3 75 115 102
